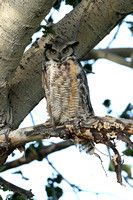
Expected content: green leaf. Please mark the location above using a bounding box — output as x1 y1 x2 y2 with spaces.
120 103 133 119
55 186 63 199
53 0 62 10
35 25 42 32
11 152 15 157
46 186 53 197
108 160 115 172
0 185 9 192
44 26 55 35
54 174 63 184
123 147 133 157
83 63 93 74
47 178 53 185
46 174 63 199
103 99 112 114
3 186 9 191
0 166 6 172
66 0 81 7
6 193 27 200
103 99 111 108
0 195 3 200
122 164 132 179
48 16 53 23
42 26 55 37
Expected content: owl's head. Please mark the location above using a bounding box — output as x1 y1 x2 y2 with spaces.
44 36 79 62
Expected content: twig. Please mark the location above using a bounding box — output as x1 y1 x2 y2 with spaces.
2 140 73 172
123 176 133 188
116 132 133 148
107 23 121 48
94 153 108 177
108 141 123 185
0 177 34 199
46 157 81 192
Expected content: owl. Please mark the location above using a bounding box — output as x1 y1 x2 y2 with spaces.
42 36 95 154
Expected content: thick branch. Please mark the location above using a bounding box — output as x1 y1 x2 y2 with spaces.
0 0 56 126
0 116 132 184
9 0 133 129
89 48 133 60
54 0 133 59
0 0 55 83
0 116 132 165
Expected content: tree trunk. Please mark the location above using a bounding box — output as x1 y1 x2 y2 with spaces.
0 0 133 166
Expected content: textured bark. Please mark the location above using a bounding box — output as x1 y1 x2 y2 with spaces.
0 116 133 164
0 0 56 127
0 177 34 198
9 0 133 129
0 0 133 196
0 0 132 175
0 116 132 184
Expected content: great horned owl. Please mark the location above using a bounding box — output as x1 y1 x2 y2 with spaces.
42 36 95 154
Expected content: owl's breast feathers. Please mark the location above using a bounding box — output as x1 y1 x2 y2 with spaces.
42 56 94 125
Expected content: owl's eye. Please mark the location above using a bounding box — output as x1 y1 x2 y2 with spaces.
50 49 56 54
62 47 69 54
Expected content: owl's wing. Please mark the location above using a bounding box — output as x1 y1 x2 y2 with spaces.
42 74 46 98
42 61 47 98
77 62 94 115
76 61 95 154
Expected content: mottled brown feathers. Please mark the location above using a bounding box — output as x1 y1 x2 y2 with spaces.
42 36 95 154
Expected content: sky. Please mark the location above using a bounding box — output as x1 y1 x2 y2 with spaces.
1 1 133 200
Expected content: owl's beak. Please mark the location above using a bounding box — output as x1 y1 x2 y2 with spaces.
57 52 62 60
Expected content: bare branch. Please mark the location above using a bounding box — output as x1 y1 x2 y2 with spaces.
83 48 133 69
0 116 132 151
0 115 132 184
0 177 34 199
2 141 73 172
0 117 132 162
46 158 82 192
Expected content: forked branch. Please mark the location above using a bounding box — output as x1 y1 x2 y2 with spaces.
0 116 133 184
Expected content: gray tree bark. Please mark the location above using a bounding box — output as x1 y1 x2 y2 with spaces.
0 0 133 164
0 0 56 128
0 1 133 196
1 0 133 129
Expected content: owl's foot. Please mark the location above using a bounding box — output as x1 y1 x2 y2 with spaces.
77 140 95 155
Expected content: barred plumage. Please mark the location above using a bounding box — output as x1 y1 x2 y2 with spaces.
42 36 95 154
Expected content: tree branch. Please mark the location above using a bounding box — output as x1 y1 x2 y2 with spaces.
84 48 133 69
46 157 82 192
0 116 132 159
0 0 56 83
1 140 73 172
9 0 133 129
0 0 56 127
0 116 133 184
0 177 34 199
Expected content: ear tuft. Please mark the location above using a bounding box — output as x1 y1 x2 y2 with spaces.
72 41 79 46
66 41 79 47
